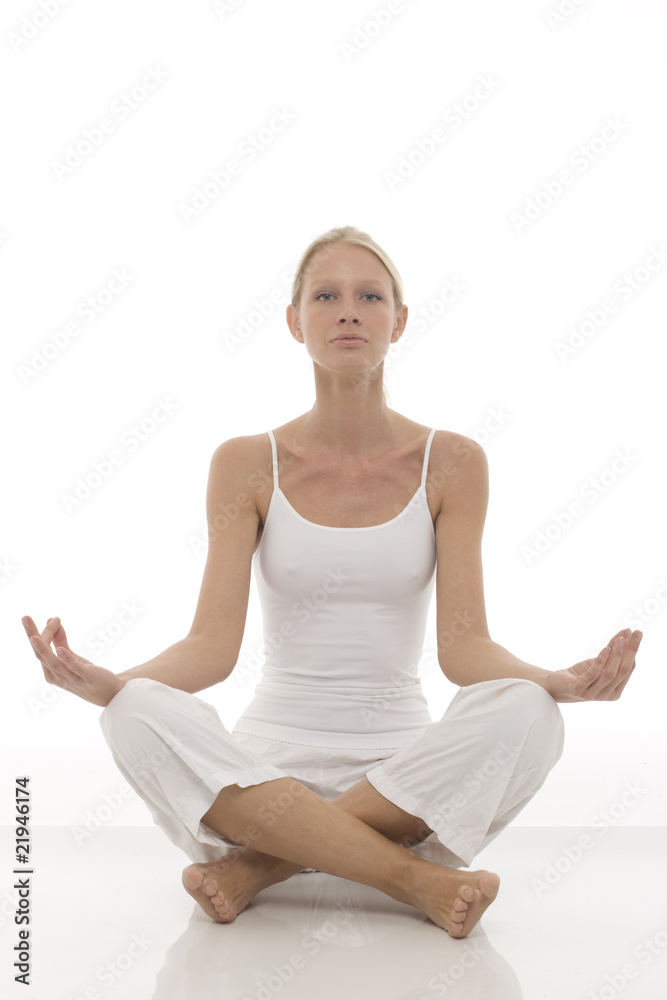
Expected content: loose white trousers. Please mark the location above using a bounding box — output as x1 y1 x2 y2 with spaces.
99 676 565 869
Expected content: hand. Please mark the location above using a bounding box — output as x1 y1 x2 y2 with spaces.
544 627 641 703
22 615 127 708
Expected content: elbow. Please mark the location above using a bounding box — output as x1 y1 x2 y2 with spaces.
439 665 466 687
438 656 465 686
438 635 493 687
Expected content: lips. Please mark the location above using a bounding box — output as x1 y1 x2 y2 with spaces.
333 336 365 342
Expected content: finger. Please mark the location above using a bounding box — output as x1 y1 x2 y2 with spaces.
40 617 63 644
581 646 621 698
49 618 72 651
593 634 639 699
22 616 61 647
28 638 66 686
608 662 636 699
29 636 79 683
606 639 639 698
606 627 643 651
53 645 84 679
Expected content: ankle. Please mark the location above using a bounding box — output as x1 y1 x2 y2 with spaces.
382 845 425 906
237 847 303 881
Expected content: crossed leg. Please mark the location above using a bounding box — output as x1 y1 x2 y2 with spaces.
182 775 499 938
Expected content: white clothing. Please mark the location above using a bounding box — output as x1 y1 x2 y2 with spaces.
230 427 438 747
98 425 565 870
99 674 564 869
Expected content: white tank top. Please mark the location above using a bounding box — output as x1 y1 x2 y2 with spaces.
231 428 438 748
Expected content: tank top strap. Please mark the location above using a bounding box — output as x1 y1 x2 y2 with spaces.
267 427 435 493
266 429 279 490
421 428 437 489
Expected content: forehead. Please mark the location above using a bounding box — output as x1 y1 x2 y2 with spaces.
303 244 389 285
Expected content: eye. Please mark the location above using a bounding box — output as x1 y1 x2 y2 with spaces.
314 292 382 301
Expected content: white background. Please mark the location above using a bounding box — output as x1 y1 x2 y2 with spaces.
1 0 665 834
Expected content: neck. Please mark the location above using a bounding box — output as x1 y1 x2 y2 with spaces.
302 392 397 460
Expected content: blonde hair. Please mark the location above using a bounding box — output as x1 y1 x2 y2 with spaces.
291 226 404 407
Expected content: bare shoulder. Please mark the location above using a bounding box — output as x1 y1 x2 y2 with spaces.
428 429 489 518
209 434 257 483
209 433 273 511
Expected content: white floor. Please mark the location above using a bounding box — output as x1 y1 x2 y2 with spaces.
1 826 665 999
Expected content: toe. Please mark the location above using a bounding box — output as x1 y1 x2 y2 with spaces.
480 873 500 899
181 866 204 891
458 885 475 903
453 897 467 912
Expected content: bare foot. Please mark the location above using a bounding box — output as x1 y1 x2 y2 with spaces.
182 848 301 923
399 858 500 937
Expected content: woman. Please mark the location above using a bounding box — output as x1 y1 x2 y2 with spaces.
23 225 641 938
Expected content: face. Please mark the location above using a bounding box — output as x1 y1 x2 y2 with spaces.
286 244 407 377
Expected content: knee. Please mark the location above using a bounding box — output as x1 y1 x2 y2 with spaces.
503 679 565 760
100 681 181 781
101 678 159 726
99 678 167 752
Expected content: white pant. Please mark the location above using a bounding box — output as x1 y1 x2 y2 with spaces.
99 676 565 869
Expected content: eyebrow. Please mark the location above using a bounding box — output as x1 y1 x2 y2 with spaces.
308 278 386 288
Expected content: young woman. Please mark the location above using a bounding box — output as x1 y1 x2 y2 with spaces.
23 226 640 938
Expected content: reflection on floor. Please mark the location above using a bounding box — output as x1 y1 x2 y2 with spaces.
1 826 665 999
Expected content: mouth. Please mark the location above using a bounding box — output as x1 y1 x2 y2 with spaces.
332 335 365 343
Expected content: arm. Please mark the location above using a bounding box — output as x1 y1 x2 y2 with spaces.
24 436 262 705
434 434 550 689
433 434 640 702
117 435 261 693
438 636 552 690
115 633 236 694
